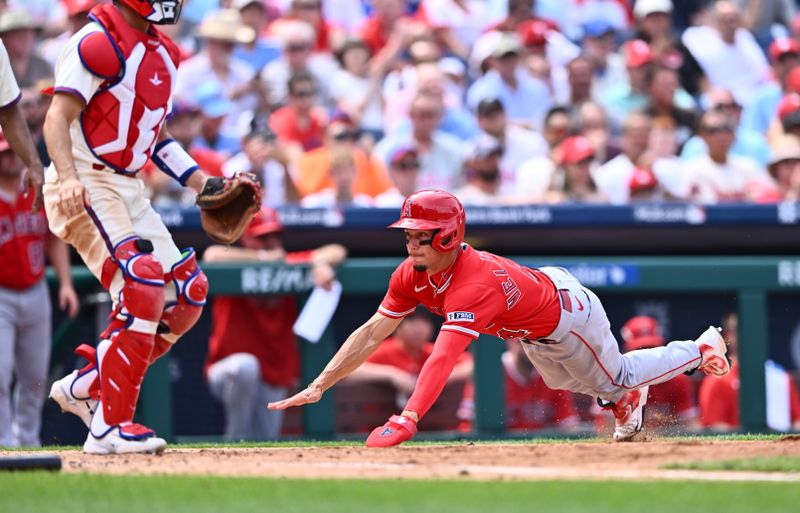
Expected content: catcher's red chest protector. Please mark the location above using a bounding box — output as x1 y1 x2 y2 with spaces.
79 4 180 174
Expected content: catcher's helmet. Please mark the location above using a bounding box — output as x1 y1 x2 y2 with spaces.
388 190 465 253
116 0 182 25
620 316 665 352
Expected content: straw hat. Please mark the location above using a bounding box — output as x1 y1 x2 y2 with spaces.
196 9 256 44
0 10 37 34
768 134 800 172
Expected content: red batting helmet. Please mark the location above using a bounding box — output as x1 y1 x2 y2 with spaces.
115 0 182 25
620 316 665 352
388 190 466 253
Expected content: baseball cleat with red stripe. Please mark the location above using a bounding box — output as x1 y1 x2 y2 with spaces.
601 386 649 442
365 414 418 448
695 326 731 377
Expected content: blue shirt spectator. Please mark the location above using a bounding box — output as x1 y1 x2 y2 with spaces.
683 88 771 168
681 127 772 168
466 34 552 129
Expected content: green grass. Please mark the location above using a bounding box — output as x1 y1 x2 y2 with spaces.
665 456 800 473
1 473 799 513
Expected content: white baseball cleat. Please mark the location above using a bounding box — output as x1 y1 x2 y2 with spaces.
83 423 167 455
695 326 731 377
49 370 98 428
606 386 649 442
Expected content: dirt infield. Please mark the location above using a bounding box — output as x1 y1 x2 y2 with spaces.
12 436 799 482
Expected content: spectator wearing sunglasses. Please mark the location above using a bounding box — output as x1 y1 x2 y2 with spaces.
681 110 773 203
260 20 337 107
269 71 328 160
296 112 392 199
374 91 466 191
681 88 771 168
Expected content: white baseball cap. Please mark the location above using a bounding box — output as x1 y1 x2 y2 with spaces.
633 0 673 19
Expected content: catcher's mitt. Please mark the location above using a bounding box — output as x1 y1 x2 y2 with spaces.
196 172 262 244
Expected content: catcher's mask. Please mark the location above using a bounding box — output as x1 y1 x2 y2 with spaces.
115 0 182 24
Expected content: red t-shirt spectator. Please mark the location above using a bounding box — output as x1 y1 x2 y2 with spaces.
0 186 49 290
204 251 313 387
269 106 327 152
502 351 578 430
357 16 389 55
699 361 800 428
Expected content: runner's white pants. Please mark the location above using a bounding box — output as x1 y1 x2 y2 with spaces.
523 267 702 403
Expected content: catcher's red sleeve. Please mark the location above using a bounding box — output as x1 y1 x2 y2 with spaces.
404 329 473 419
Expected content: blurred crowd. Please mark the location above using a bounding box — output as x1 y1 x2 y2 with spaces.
5 0 800 208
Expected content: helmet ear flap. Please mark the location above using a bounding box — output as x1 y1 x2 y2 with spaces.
432 227 456 252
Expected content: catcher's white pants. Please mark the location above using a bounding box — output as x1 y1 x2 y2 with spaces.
207 353 288 440
43 163 182 304
523 267 702 403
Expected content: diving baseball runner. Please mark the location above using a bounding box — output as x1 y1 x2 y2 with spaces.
270 189 732 446
43 0 257 454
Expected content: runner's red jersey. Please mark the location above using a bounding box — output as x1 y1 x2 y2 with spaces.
0 186 49 289
379 244 561 341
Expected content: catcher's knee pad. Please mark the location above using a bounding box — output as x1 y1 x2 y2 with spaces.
160 248 208 337
101 237 166 323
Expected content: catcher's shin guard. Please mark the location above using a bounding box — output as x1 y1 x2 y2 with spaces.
96 238 166 426
150 249 208 363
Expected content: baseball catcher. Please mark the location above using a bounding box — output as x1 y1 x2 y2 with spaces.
43 0 258 454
